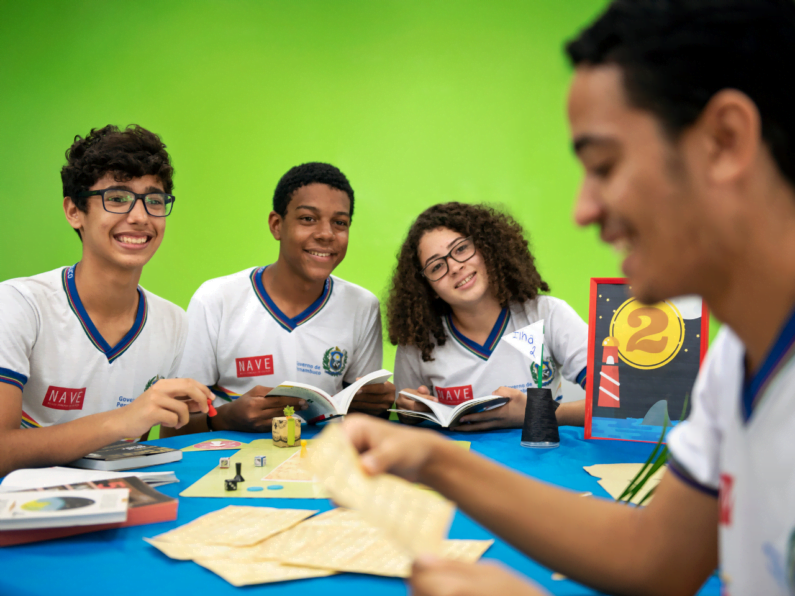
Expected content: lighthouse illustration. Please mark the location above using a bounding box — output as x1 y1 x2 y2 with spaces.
597 336 620 408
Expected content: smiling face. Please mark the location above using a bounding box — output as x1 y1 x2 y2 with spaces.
417 227 492 309
270 183 351 283
568 65 721 304
64 173 166 272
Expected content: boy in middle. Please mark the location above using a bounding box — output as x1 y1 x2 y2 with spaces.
172 162 394 435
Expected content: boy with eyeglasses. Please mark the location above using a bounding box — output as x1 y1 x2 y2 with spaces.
172 162 394 435
0 125 212 476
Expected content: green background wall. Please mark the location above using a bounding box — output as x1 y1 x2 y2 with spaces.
0 0 623 369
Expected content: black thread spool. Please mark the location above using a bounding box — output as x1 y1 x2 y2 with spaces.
521 387 560 448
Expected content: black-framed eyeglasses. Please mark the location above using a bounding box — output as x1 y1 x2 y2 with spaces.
77 188 176 217
421 236 476 281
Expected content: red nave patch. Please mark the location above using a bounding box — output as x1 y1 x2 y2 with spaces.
719 473 734 526
42 386 86 410
236 355 274 378
435 384 474 405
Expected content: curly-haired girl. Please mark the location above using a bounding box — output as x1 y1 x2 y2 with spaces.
388 202 587 430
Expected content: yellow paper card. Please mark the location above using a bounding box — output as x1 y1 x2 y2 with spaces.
195 559 334 586
147 505 317 547
308 424 455 556
583 463 665 504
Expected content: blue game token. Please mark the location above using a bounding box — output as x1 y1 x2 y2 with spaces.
267 485 284 490
247 486 263 492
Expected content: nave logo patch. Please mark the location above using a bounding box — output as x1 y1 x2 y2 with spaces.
42 385 86 411
236 355 274 378
435 384 474 405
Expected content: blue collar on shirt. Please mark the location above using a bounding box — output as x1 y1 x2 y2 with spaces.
250 266 333 333
741 302 795 422
446 308 511 361
61 264 147 363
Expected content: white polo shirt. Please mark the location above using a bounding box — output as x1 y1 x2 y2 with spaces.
394 296 588 404
667 315 795 596
0 265 187 429
178 266 383 404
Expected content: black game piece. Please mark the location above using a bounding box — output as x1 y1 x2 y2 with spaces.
225 479 238 491
233 462 245 482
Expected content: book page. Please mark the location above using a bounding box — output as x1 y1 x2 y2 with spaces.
267 383 336 422
308 424 454 556
331 369 393 414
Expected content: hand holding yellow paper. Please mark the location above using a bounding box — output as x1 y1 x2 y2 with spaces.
308 423 455 556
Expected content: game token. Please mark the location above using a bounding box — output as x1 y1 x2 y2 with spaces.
267 485 284 491
219 457 230 469
233 462 245 482
225 479 238 491
207 398 217 417
254 455 266 467
300 440 308 458
247 486 264 492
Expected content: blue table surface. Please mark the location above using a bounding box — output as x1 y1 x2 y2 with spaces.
0 426 720 596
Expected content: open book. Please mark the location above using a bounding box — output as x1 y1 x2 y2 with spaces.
267 369 393 423
391 391 509 428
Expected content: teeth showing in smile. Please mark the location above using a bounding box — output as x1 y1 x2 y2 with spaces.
117 236 149 245
455 273 475 289
611 238 631 256
307 250 331 257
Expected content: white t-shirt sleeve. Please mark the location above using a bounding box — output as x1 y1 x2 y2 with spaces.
177 287 221 387
394 344 431 392
167 308 189 379
666 331 727 494
0 285 38 390
344 298 383 384
544 298 588 384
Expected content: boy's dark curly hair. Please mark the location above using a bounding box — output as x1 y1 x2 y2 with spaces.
61 125 173 236
387 202 550 362
273 162 355 219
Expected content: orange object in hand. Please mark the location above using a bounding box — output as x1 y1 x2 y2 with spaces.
207 398 217 417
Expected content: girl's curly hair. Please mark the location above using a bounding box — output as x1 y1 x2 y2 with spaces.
387 202 550 362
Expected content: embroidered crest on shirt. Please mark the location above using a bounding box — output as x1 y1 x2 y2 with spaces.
530 358 556 388
323 346 348 377
144 374 165 391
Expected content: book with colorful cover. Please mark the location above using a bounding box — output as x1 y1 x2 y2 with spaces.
0 476 178 546
68 441 182 470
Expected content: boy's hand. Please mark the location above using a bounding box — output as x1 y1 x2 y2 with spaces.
213 385 307 432
119 378 211 437
349 380 396 416
451 386 526 431
410 557 549 596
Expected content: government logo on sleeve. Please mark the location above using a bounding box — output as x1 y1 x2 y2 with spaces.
323 346 348 377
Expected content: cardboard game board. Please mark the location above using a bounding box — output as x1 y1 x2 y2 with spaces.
181 439 470 499
584 278 709 443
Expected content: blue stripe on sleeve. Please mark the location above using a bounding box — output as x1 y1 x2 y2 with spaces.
575 367 587 388
0 367 28 391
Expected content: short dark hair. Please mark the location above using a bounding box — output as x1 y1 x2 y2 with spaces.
61 124 174 212
566 0 795 188
272 162 354 219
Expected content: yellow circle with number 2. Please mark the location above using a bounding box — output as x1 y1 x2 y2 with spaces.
609 298 685 370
